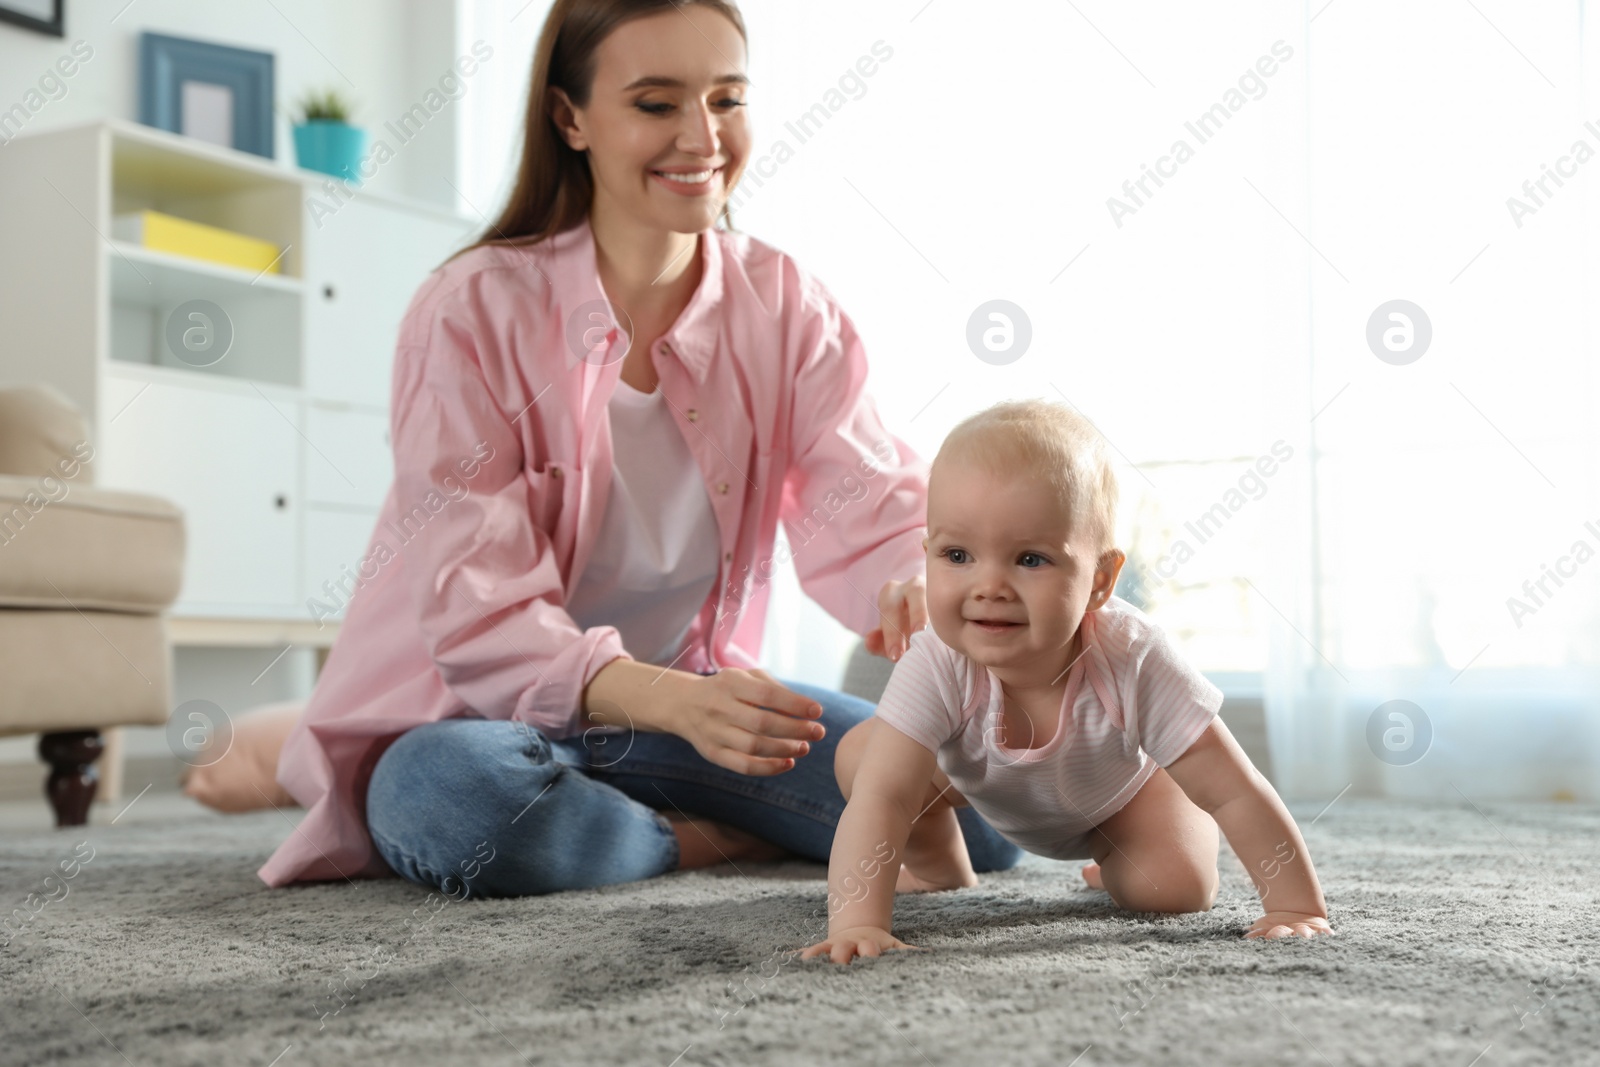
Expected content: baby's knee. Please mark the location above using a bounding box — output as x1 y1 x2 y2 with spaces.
1165 868 1220 913
1116 861 1219 915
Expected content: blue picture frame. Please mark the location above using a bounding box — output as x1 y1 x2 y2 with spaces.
139 32 275 159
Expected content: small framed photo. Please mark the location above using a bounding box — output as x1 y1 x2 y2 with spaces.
138 32 275 159
0 0 64 37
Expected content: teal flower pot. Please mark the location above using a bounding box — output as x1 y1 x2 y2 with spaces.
293 121 368 184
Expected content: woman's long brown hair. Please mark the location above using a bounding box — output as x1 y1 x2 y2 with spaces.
448 0 747 264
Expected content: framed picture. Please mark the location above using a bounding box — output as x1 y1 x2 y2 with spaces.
138 32 275 159
0 0 64 37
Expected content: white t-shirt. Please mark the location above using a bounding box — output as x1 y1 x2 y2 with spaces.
565 378 721 666
871 597 1223 860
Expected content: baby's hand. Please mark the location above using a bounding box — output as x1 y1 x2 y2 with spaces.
1246 912 1334 940
800 926 922 965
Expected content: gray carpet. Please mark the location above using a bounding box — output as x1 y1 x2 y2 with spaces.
1 794 1596 1066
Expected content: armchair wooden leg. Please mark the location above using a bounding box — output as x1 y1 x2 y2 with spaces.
38 730 103 828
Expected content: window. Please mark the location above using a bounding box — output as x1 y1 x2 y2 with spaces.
458 1 1599 800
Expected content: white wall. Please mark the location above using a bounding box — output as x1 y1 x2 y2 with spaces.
0 0 462 208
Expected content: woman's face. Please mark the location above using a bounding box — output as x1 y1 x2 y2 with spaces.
554 6 751 236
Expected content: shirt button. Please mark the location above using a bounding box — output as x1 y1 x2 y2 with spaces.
716 481 729 494
724 551 733 562
550 466 562 478
662 341 674 357
685 408 699 422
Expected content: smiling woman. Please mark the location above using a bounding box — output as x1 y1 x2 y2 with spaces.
260 0 1024 897
461 0 749 251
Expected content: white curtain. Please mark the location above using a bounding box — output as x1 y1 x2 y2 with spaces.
458 0 1599 801
1266 0 1600 803
454 0 543 221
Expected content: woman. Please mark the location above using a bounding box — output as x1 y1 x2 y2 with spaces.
259 0 1021 897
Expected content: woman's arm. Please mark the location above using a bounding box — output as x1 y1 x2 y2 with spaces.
780 281 929 658
1165 720 1334 939
389 299 623 738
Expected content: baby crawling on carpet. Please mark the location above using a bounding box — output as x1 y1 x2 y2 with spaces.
801 400 1332 965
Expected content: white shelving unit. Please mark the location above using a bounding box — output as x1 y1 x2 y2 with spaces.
0 118 477 624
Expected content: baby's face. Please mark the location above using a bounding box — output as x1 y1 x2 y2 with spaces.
923 455 1115 678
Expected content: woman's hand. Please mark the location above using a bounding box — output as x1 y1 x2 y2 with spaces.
864 576 927 662
800 925 922 965
583 659 825 777
671 668 827 776
1245 912 1334 940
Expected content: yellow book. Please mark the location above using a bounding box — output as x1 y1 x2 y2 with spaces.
112 210 283 275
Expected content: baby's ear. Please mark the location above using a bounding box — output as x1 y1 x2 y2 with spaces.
1089 548 1127 607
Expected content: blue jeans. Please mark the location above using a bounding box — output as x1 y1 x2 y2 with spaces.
365 680 1023 898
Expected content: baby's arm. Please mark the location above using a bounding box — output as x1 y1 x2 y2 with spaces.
799 722 943 965
1165 720 1333 939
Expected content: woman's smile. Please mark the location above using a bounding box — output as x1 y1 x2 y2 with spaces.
650 165 724 195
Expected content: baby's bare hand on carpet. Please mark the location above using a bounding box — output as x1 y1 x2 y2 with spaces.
801 926 923 965
1245 912 1334 940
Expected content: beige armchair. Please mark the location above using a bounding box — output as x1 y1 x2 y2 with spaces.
0 384 185 825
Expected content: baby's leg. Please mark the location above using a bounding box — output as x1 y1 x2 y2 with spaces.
833 719 977 892
1084 766 1219 913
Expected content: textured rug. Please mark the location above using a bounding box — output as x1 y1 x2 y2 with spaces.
1 794 1595 1066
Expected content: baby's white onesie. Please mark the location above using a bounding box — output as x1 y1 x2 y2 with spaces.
871 597 1223 860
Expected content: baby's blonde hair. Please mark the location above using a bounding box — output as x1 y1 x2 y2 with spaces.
932 399 1120 554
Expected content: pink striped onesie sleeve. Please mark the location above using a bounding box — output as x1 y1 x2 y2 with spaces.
1106 606 1224 767
869 630 970 754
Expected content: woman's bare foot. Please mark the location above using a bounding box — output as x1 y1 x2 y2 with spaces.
1081 861 1104 889
665 812 788 869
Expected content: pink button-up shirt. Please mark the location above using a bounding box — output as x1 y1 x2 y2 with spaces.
259 218 929 887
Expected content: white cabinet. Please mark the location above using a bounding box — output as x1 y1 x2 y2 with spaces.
301 401 395 627
99 373 300 611
304 403 393 510
0 118 474 621
305 198 463 409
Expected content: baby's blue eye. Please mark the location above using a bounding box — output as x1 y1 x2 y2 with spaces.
942 548 969 565
1018 553 1048 568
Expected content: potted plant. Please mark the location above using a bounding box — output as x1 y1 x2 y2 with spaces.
290 88 368 185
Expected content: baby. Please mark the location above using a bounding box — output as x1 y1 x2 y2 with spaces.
802 400 1332 965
